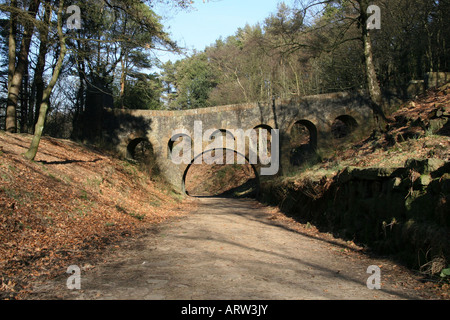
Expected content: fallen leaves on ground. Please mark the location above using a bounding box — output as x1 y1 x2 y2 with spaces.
0 133 197 299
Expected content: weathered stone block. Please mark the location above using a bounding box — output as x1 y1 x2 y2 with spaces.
428 118 448 133
416 174 432 187
404 158 445 174
390 177 402 190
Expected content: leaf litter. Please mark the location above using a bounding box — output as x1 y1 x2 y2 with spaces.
0 133 196 299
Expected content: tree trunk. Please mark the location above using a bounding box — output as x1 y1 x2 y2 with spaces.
20 64 29 133
6 0 40 133
7 0 16 91
32 2 51 127
71 38 87 140
359 0 386 130
25 100 50 160
120 54 126 108
24 1 67 161
5 0 17 133
73 59 86 135
363 30 383 106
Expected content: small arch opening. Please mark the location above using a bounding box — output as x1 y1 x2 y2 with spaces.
127 138 152 160
331 115 358 139
208 129 236 157
290 120 318 166
253 124 273 164
127 138 159 176
168 134 192 160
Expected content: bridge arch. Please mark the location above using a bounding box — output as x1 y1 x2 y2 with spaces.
289 119 319 166
253 124 273 131
167 132 192 161
209 128 236 140
182 148 260 196
208 129 236 158
125 136 162 175
126 137 152 160
289 119 318 150
331 115 359 139
253 124 274 165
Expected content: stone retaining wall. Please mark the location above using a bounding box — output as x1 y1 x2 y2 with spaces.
260 159 450 269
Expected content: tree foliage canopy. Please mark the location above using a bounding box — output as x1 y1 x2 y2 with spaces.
161 0 449 110
0 0 448 141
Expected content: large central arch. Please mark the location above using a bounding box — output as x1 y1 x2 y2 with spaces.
182 148 260 197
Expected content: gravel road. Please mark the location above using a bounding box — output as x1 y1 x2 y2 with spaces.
31 197 435 300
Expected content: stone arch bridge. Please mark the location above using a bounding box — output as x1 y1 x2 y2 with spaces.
102 91 375 193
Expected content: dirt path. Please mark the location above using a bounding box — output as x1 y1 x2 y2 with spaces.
30 197 439 300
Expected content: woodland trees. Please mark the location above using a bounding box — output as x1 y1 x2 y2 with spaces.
0 0 191 158
0 0 448 154
163 0 449 112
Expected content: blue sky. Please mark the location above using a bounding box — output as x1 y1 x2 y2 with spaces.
153 0 289 64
